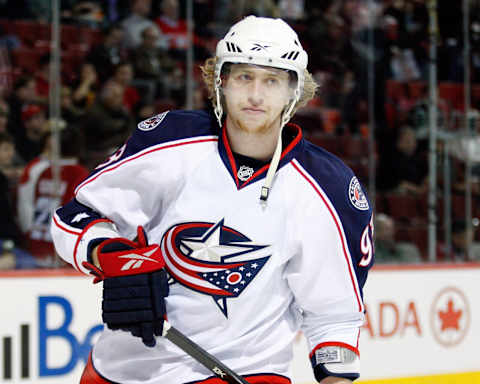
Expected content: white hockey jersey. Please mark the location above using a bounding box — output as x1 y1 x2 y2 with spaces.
51 110 374 384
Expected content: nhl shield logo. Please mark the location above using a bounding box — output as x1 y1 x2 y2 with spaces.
237 165 254 181
348 176 369 211
138 111 169 131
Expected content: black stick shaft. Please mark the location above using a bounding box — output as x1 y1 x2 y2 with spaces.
162 322 249 384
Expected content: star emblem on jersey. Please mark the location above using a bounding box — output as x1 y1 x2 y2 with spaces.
161 219 271 317
237 165 254 181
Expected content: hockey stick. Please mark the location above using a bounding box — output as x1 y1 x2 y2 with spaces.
162 321 249 384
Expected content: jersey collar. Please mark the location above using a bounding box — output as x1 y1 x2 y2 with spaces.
218 121 304 190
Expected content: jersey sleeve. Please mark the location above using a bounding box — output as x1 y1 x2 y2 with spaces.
50 110 217 274
286 147 374 375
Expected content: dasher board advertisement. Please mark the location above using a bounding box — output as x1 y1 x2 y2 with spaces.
1 264 479 384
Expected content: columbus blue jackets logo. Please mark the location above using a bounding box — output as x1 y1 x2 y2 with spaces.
161 219 271 317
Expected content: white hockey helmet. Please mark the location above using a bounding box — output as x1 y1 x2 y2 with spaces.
213 15 308 126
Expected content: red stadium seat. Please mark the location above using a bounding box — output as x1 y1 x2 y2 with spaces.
61 24 81 45
385 193 424 224
407 81 427 102
12 20 50 46
78 27 103 47
386 80 404 102
11 48 43 73
438 82 463 110
0 19 14 34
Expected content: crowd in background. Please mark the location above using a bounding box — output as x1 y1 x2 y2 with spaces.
0 0 480 269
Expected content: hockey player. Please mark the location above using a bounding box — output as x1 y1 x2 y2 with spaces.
51 16 374 384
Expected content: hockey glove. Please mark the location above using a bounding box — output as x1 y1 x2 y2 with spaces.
82 226 169 347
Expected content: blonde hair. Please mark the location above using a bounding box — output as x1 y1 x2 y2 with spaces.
200 57 318 118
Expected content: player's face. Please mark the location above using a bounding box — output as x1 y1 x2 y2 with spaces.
223 64 293 135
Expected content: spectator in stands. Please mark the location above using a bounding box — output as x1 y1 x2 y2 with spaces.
385 14 421 83
278 0 305 21
72 62 99 110
132 25 175 99
471 19 480 83
0 100 9 134
0 132 18 182
34 54 51 102
76 81 134 169
374 213 421 263
110 61 140 113
0 132 38 269
16 104 49 164
86 23 127 80
0 122 23 182
17 128 89 265
155 0 189 60
0 25 20 52
377 125 428 194
122 0 165 49
346 2 389 135
384 0 428 79
72 1 106 28
7 76 40 141
0 26 18 97
228 0 280 20
60 86 84 124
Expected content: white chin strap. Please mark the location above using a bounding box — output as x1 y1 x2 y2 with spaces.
215 81 299 205
260 96 298 205
214 78 223 126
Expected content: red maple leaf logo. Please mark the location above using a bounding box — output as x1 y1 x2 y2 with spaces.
438 298 462 331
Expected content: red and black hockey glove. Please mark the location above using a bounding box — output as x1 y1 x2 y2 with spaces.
82 226 169 347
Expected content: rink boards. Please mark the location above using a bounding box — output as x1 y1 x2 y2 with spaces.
1 263 479 383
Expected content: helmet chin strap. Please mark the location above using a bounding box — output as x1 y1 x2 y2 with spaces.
260 94 298 205
215 80 299 205
214 78 223 126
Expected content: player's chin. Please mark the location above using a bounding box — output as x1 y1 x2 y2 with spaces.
238 117 271 134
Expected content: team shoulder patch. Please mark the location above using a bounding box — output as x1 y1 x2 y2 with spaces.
138 111 169 131
348 176 369 211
